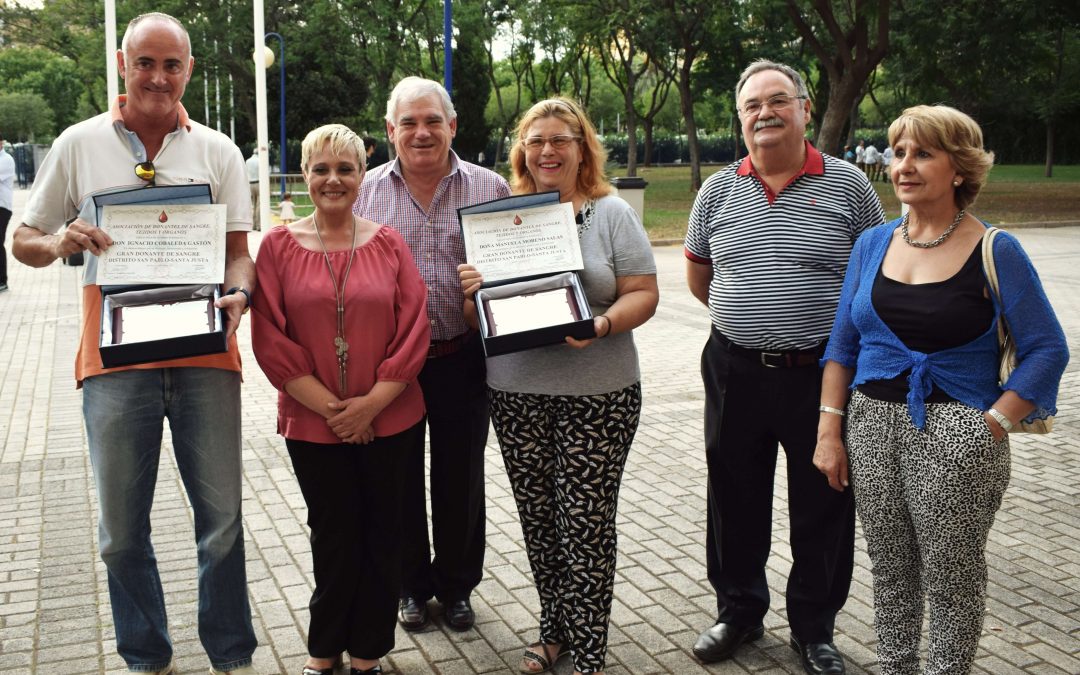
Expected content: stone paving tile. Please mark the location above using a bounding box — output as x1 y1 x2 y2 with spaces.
2 190 1080 673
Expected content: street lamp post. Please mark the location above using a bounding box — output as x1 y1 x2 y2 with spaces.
264 32 286 198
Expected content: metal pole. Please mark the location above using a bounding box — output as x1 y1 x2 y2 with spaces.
443 0 452 97
105 0 118 101
253 0 272 230
265 32 286 198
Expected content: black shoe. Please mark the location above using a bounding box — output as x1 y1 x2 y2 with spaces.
302 667 334 675
444 598 475 631
790 635 846 674
692 622 764 662
350 667 382 674
397 596 430 631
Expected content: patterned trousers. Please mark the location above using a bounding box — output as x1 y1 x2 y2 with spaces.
846 391 1010 675
490 383 642 674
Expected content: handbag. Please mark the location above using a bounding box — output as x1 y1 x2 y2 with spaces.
980 227 1053 433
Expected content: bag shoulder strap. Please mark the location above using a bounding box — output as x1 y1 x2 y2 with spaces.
981 227 1008 345
981 226 1002 300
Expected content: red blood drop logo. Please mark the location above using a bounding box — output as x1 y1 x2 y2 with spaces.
513 214 522 225
159 211 168 223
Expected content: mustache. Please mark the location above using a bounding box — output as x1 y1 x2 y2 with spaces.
754 118 784 131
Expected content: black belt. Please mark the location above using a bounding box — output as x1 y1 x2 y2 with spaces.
712 327 824 368
428 331 473 359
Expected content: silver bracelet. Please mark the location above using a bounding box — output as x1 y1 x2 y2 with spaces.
987 407 1013 432
819 405 846 417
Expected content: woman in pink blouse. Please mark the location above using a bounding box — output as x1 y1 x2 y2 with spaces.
251 124 429 675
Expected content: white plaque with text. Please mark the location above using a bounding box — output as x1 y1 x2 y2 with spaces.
97 204 228 284
460 201 581 283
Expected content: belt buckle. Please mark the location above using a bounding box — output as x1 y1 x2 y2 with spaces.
760 351 786 368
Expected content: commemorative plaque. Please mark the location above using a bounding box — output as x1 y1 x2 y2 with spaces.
458 191 595 356
92 185 229 367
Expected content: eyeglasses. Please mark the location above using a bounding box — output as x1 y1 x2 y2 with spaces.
738 94 808 116
522 135 581 150
134 161 156 185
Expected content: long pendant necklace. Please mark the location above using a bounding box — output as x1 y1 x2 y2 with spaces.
901 209 966 248
312 212 359 397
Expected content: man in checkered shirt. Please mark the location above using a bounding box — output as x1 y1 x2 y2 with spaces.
354 76 510 633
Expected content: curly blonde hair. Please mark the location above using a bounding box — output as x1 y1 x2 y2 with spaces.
509 97 612 199
888 105 995 210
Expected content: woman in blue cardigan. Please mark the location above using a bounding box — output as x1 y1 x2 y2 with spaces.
815 105 1068 674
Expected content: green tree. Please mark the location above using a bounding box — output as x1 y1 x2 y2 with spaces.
0 47 86 131
784 0 891 156
452 8 494 161
0 92 56 142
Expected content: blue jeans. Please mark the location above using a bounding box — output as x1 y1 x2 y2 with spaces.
83 368 256 672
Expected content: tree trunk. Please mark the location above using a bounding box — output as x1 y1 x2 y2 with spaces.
1045 120 1054 178
817 73 863 158
625 105 639 176
643 120 656 167
678 63 701 190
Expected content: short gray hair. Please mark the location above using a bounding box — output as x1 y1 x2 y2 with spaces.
121 13 191 59
385 76 457 124
735 59 810 103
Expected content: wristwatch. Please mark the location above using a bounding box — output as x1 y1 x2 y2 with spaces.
225 286 251 314
987 407 1013 433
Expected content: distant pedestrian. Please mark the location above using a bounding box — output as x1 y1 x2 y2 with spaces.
363 136 377 167
278 192 296 224
881 145 893 182
855 139 866 173
843 145 855 163
864 143 881 182
246 148 261 230
0 132 14 292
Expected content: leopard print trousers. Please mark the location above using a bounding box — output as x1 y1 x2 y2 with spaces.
846 390 1010 675
489 383 641 674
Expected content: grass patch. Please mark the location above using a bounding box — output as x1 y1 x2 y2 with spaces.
611 164 1080 239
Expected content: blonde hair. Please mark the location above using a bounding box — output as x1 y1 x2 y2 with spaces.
888 105 994 209
509 97 612 199
300 124 365 174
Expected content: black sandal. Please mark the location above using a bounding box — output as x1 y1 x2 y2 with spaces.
520 642 565 674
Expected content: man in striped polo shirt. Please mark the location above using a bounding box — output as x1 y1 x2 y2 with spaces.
354 77 510 633
686 60 884 673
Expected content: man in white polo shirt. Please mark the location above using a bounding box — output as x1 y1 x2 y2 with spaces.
12 13 256 675
685 59 884 673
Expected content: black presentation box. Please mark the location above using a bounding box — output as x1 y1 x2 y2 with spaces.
93 184 228 368
458 191 595 357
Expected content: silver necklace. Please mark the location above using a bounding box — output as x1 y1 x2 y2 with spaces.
901 209 966 248
312 213 359 396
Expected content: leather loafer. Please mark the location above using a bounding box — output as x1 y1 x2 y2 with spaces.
790 635 846 674
397 596 430 631
692 622 764 663
444 598 475 631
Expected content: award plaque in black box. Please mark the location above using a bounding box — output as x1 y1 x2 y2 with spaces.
92 184 230 368
99 284 227 368
458 191 595 357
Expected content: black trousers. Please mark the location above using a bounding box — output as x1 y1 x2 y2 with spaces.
0 207 11 285
286 421 422 660
400 333 488 602
701 330 855 643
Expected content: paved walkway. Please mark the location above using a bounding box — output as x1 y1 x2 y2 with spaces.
1 188 1077 674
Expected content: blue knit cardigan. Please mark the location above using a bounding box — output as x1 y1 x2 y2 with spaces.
822 219 1069 429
